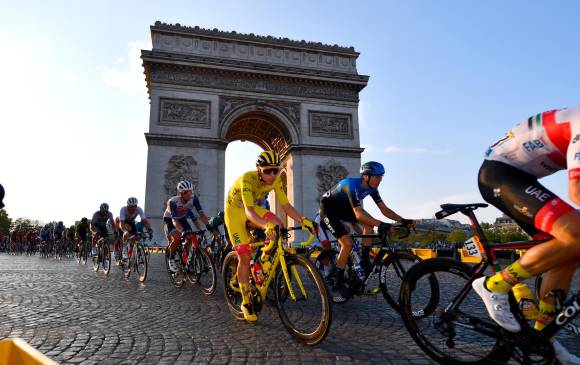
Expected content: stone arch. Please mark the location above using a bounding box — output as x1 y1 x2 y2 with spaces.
220 103 299 156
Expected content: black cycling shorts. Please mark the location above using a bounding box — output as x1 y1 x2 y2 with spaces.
319 197 357 239
478 160 575 238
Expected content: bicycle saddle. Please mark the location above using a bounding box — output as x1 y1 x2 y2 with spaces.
435 203 488 219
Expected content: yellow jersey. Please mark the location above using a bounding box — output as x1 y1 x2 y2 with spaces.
226 170 288 209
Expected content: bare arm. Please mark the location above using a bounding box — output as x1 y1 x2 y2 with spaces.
377 201 403 222
569 179 580 207
281 202 303 225
244 206 270 227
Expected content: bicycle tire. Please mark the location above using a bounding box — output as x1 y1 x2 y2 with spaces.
399 258 512 364
82 242 89 265
103 243 111 275
93 246 100 272
165 248 185 288
191 248 216 295
135 245 148 282
379 251 437 313
275 254 332 346
221 251 245 320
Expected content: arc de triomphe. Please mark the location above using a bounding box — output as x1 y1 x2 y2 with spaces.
141 22 369 242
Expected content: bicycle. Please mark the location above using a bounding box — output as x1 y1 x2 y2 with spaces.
121 230 151 282
207 228 231 273
399 203 579 364
76 237 90 265
221 225 331 345
310 224 433 312
165 229 217 295
92 234 111 275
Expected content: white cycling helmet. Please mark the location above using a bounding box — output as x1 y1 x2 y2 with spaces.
127 197 138 206
177 180 193 193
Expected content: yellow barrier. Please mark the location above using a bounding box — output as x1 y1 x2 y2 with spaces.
411 248 437 260
0 338 58 365
458 249 483 264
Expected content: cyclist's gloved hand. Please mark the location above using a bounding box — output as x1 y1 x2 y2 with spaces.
378 222 393 234
300 216 315 234
400 218 415 227
264 222 278 240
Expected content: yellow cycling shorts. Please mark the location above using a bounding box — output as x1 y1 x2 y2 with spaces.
224 205 272 247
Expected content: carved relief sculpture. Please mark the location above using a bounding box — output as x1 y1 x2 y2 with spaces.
316 160 349 199
159 98 210 128
309 111 353 138
164 155 200 206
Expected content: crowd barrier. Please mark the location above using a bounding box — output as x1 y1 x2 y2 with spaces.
0 338 57 365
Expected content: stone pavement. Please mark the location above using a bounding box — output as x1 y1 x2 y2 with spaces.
0 254 577 364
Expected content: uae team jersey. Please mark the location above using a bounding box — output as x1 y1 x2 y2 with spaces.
226 171 288 209
485 106 580 180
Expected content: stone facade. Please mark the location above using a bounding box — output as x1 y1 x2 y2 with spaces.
142 22 368 242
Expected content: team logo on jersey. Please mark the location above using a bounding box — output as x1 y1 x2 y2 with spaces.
522 139 545 152
573 134 580 144
524 186 552 203
513 204 533 218
575 152 580 160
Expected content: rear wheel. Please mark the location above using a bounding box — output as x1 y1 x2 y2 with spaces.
275 254 332 345
399 258 512 364
221 251 244 320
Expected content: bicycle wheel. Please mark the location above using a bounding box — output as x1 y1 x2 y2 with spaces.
102 243 111 275
188 248 216 295
379 251 437 313
165 248 185 288
124 248 133 279
93 246 100 272
82 243 89 265
221 251 244 320
76 244 83 264
135 245 148 282
275 254 332 345
399 258 512 364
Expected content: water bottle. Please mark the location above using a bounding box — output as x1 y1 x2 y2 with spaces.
512 283 539 320
251 260 264 285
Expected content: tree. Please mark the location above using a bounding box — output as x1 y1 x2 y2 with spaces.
10 218 43 232
0 209 11 234
446 229 467 244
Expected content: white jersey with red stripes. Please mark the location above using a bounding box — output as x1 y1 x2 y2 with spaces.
119 206 146 223
485 106 580 180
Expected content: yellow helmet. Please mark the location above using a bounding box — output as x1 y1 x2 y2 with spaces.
256 151 280 167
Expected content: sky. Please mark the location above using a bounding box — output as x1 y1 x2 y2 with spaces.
1 0 579 226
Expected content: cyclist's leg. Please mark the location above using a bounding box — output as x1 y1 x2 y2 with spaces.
320 204 352 298
164 218 180 271
225 206 256 322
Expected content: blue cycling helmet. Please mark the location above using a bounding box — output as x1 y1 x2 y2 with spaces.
361 161 385 176
100 203 109 211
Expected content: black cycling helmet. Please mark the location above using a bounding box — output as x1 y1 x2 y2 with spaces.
361 161 385 176
81 217 88 224
0 184 4 209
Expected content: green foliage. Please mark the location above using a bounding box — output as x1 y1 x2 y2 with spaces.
10 217 43 232
0 209 11 234
446 229 467 243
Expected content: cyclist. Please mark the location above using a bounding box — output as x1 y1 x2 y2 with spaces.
224 150 315 322
163 181 213 273
76 217 90 250
90 203 115 255
119 197 152 261
319 161 415 301
474 106 580 363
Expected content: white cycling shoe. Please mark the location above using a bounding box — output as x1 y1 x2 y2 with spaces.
553 340 580 365
472 276 521 333
168 258 178 273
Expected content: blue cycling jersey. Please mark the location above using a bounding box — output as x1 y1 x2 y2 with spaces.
324 177 383 209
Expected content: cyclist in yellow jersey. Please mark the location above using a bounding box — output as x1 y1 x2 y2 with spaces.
225 151 315 322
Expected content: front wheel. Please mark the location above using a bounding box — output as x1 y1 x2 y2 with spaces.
188 248 216 295
379 251 437 313
92 245 100 272
221 251 244 320
275 254 332 346
102 243 111 275
165 248 185 288
135 244 148 282
399 258 512 364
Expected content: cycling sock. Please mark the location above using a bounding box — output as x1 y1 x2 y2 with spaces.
336 268 345 285
240 282 251 303
534 299 556 331
486 261 531 293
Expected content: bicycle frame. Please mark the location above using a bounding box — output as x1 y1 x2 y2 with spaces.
230 227 315 303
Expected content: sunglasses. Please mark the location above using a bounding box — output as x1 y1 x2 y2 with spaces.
262 168 280 175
